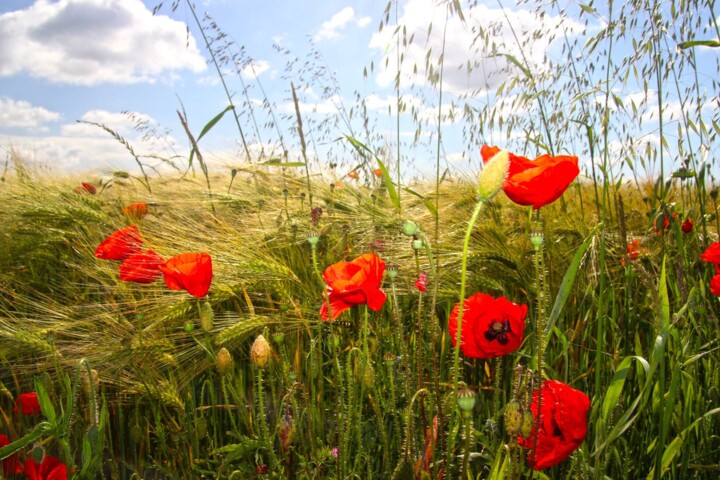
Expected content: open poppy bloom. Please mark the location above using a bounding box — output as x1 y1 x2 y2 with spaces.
448 292 527 358
0 434 23 476
14 392 41 415
119 250 164 284
24 454 68 480
518 380 590 470
94 225 143 260
700 242 720 264
320 253 387 321
481 145 579 209
710 275 720 296
159 253 213 298
124 202 148 219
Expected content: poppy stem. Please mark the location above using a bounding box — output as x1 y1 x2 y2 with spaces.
448 199 485 474
530 212 547 468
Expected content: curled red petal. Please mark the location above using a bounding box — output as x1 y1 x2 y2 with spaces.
119 250 164 284
159 253 213 298
95 225 143 260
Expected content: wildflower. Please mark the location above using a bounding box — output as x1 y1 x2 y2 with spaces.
654 211 677 234
159 253 213 298
347 170 359 180
80 182 96 194
681 218 693 233
415 271 427 292
622 239 644 266
250 334 272 368
518 380 590 470
448 292 528 359
0 434 23 476
255 464 269 474
24 454 68 480
331 447 339 458
14 392 41 415
480 145 579 209
700 242 720 264
710 275 720 296
94 225 143 260
373 168 383 177
124 202 148 219
310 206 323 225
320 253 387 321
119 250 164 284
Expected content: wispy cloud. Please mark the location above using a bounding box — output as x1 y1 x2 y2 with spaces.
315 7 372 42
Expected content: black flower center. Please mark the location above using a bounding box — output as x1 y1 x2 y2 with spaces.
485 320 511 345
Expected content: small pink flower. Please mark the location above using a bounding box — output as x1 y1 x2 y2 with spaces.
331 447 339 458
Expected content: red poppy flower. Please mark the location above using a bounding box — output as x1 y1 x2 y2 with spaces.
119 250 164 284
347 170 359 180
94 226 143 260
80 182 96 194
373 168 383 177
159 253 213 298
320 253 387 321
0 434 23 476
681 218 693 233
710 274 720 296
518 380 590 470
14 392 41 415
24 454 68 480
700 242 720 264
448 292 527 359
415 271 427 292
481 145 579 209
124 203 148 219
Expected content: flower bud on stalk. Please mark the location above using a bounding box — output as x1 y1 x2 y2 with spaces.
477 149 510 201
216 348 234 375
250 334 272 368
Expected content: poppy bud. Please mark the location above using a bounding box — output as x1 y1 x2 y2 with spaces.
250 334 272 368
183 321 195 333
199 301 214 332
681 218 693 233
412 239 423 250
504 399 524 435
216 348 234 375
520 409 534 439
477 149 510 201
383 352 396 366
401 220 419 237
456 387 477 414
273 332 285 344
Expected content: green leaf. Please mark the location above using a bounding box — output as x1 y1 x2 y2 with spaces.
403 187 437 217
601 355 650 419
257 159 306 167
659 255 670 331
0 422 53 460
34 378 56 424
188 105 234 167
377 159 400 211
545 225 599 333
677 39 720 49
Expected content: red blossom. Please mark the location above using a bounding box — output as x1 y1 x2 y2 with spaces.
373 168 383 177
159 253 213 298
124 203 148 219
681 218 693 233
14 392 41 415
481 145 579 210
710 274 720 296
700 242 720 264
448 292 528 359
94 225 143 261
518 380 590 470
415 271 427 292
24 454 68 480
119 250 164 284
0 434 23 476
320 253 387 321
80 182 96 194
347 170 359 180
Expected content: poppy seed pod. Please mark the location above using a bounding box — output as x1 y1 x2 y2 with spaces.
250 335 272 368
216 348 233 375
504 399 524 436
199 301 214 332
477 149 510 201
456 388 477 414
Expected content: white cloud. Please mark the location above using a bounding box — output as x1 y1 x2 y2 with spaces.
369 0 583 94
0 0 207 86
61 110 154 137
241 60 271 79
279 94 344 115
0 97 61 129
315 7 372 42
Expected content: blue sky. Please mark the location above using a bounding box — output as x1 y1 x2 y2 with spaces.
1 0 717 184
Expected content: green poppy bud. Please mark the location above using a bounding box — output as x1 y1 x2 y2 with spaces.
478 149 509 201
504 399 524 436
456 387 477 413
216 347 234 375
199 301 214 332
520 409 534 439
401 220 419 237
